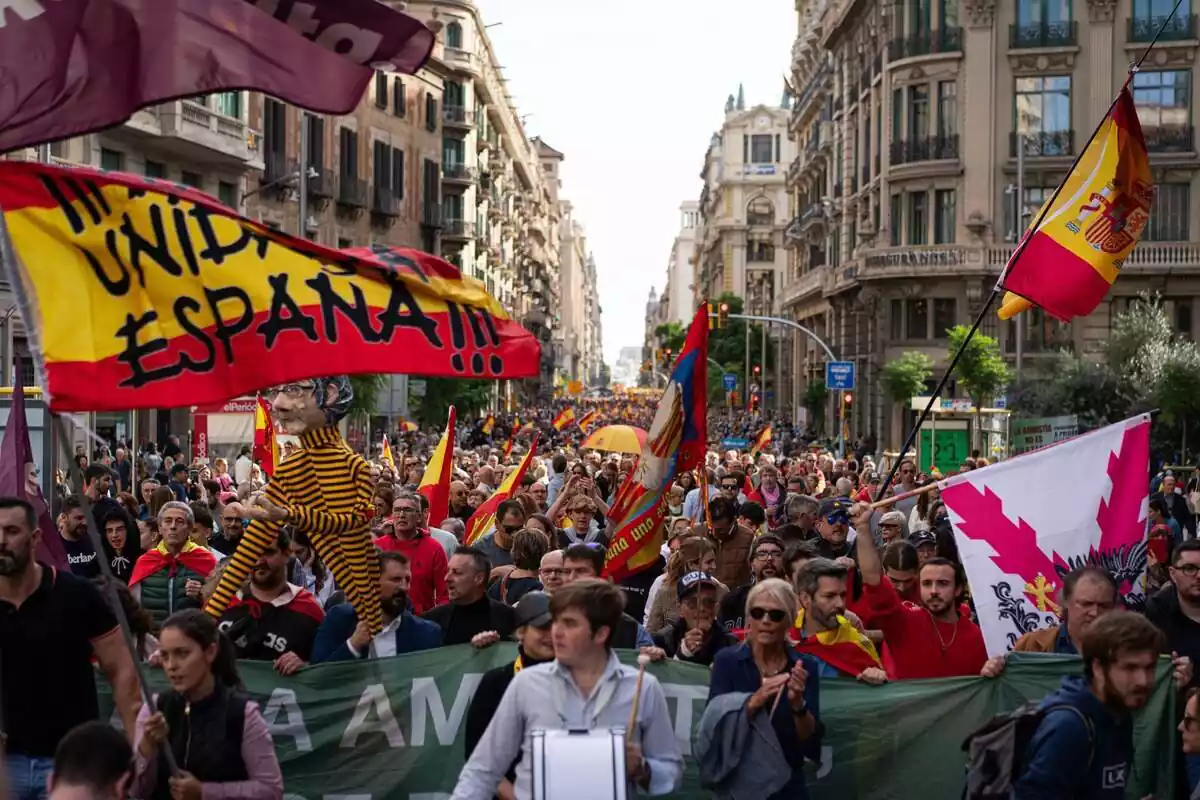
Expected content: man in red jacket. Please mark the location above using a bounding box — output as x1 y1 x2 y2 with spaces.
849 501 986 679
374 490 448 614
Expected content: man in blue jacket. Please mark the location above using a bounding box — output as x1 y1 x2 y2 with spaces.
312 551 441 661
1014 611 1163 799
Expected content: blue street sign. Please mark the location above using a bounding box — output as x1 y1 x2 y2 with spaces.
721 437 750 449
825 361 855 391
722 373 737 391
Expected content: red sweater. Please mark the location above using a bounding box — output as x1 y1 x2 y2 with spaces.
373 531 448 615
860 578 987 679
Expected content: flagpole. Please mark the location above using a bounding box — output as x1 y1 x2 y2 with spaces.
873 15 1179 503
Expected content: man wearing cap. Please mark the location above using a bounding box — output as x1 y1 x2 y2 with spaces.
652 572 736 666
463 592 557 800
814 497 855 561
878 511 906 545
909 531 938 563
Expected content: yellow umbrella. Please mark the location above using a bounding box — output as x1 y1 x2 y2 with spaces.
581 424 648 454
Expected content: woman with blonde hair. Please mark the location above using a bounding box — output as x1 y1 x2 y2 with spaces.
645 536 723 633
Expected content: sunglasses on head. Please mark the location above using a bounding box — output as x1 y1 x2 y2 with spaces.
749 607 788 623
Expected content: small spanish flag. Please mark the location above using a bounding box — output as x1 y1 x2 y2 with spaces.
418 407 456 528
577 409 600 434
380 435 396 471
503 417 521 459
999 87 1153 322
465 434 540 545
252 395 279 477
552 407 576 431
399 419 418 433
482 413 496 435
750 425 773 458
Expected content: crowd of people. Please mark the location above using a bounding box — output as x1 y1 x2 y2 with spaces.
1 395 1198 800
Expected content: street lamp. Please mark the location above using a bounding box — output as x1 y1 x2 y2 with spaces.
239 166 318 212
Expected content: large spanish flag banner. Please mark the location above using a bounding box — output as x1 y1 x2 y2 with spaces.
0 162 540 412
603 305 708 581
252 395 280 478
464 433 540 546
418 407 456 528
999 88 1154 322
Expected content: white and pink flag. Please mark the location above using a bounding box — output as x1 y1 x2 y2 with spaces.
940 414 1151 656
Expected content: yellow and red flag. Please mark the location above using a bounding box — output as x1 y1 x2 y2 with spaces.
577 409 600 434
999 88 1153 322
418 406 456 528
552 407 576 431
464 433 540 546
482 413 496 435
750 425 773 458
792 611 883 677
252 395 279 477
503 417 521 459
0 162 541 412
380 435 396 471
399 419 419 433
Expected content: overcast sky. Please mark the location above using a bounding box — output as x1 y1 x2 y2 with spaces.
482 0 797 367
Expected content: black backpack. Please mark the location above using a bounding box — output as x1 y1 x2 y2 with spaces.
961 701 1095 799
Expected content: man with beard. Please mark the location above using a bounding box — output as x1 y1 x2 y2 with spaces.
1013 612 1162 798
701 496 754 588
652 572 736 665
851 502 986 679
474 500 525 569
424 546 517 645
58 496 99 579
717 534 785 632
813 497 854 561
463 592 557 800
311 551 442 661
792 558 886 683
0 497 140 800
218 529 325 675
447 481 472 521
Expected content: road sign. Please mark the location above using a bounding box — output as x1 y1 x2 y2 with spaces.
826 361 855 390
721 437 750 449
722 373 736 392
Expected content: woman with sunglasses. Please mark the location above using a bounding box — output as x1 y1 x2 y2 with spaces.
705 578 821 799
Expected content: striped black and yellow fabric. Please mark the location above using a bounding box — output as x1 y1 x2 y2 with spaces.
204 425 382 632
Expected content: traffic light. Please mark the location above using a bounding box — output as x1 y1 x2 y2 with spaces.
718 302 729 328
753 364 761 375
707 301 715 330
844 392 854 406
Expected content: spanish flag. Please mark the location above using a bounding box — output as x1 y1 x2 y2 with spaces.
792 610 883 677
418 406 456 527
750 425 772 458
380 435 396 471
482 413 495 435
465 433 540 545
999 88 1153 322
552 407 576 431
577 409 600 434
399 419 419 433
503 417 521 459
252 395 279 477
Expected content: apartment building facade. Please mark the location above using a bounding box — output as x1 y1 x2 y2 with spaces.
785 0 1200 443
662 202 701 325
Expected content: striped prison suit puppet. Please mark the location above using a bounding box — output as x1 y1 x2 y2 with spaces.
203 377 383 633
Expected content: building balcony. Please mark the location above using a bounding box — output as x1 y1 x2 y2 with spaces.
371 186 400 218
799 202 827 233
420 201 442 228
443 105 474 131
118 99 263 169
1010 130 1074 157
262 152 296 190
887 27 963 62
1145 124 1195 153
443 219 477 241
859 244 977 280
443 163 478 185
443 47 478 72
307 167 335 200
781 264 828 307
987 241 1200 275
1009 20 1077 49
336 176 367 209
890 134 960 165
1128 13 1195 42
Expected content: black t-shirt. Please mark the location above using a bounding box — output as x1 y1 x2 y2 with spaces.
218 591 324 662
619 556 665 624
719 582 754 632
0 567 119 756
61 534 100 579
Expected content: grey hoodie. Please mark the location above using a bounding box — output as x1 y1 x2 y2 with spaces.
693 691 792 800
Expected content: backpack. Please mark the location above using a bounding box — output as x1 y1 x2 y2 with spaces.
961 701 1095 799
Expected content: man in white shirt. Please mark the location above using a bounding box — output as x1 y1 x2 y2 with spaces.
451 579 683 799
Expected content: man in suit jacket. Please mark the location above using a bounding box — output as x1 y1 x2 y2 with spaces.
311 551 442 662
1155 473 1194 540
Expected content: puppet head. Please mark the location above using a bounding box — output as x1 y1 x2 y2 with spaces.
270 377 354 435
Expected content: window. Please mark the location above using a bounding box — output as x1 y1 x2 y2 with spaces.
890 299 904 340
425 93 437 132
1006 307 1073 352
941 0 959 26
374 72 388 108
935 189 956 243
422 158 439 205
99 148 123 172
1016 0 1071 25
443 193 464 221
339 127 359 177
889 194 902 246
393 81 406 117
1131 0 1192 38
442 136 465 166
337 237 353 249
907 85 929 141
1133 70 1190 138
1015 76 1072 155
748 242 775 262
373 140 392 192
907 299 930 339
775 133 781 163
908 0 931 35
446 21 463 48
214 92 241 118
746 196 774 225
306 115 325 169
218 181 237 208
181 171 202 188
932 298 956 337
749 134 773 163
891 87 904 142
263 99 286 160
49 140 66 159
1146 183 1190 241
392 146 405 200
937 81 957 137
1175 299 1194 337
144 160 166 179
908 191 928 245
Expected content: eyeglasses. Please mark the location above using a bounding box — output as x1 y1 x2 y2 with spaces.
749 607 788 623
271 381 316 397
393 507 420 515
720 484 739 491
1174 563 1200 577
754 549 783 560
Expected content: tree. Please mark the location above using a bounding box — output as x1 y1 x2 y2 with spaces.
651 293 775 382
1008 353 1129 431
880 351 934 404
803 381 829 432
947 325 1010 411
348 374 388 419
413 378 492 426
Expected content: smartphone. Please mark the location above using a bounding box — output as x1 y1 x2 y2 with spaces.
188 469 200 483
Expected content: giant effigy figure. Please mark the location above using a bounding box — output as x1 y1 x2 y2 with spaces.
204 376 382 632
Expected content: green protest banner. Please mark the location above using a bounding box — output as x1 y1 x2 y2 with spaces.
99 647 1176 798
